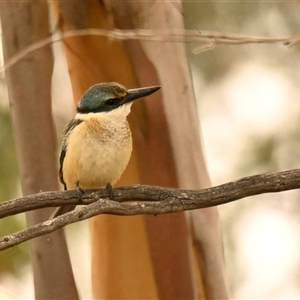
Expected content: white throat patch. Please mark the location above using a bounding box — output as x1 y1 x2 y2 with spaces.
75 102 133 122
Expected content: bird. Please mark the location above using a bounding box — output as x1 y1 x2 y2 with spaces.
51 82 160 218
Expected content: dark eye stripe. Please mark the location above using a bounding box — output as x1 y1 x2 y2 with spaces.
105 98 118 106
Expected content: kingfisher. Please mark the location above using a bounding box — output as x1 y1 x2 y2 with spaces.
51 82 160 218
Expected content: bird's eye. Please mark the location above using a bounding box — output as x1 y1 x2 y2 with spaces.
105 98 117 106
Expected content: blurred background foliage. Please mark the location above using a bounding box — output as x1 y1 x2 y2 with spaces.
182 1 300 297
0 77 28 277
1 1 300 298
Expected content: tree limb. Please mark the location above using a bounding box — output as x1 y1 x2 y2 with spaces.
1 168 300 250
0 29 299 72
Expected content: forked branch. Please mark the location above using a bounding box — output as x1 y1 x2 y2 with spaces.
1 168 300 250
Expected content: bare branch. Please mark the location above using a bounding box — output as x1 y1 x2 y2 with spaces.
0 29 298 72
1 168 300 250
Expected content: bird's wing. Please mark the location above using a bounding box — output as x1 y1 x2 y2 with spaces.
59 118 84 190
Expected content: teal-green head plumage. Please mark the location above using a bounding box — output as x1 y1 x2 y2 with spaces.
77 82 160 114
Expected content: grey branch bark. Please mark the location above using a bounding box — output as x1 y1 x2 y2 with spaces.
1 29 299 72
1 168 300 250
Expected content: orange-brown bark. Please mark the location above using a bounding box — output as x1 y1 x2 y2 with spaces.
51 0 197 298
49 0 232 299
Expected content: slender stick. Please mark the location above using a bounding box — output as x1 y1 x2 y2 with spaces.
0 29 299 72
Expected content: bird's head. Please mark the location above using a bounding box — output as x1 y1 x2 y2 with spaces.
77 82 160 114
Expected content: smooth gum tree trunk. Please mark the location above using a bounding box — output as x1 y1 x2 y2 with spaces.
0 2 79 299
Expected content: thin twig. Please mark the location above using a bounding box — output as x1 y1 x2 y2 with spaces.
1 29 299 72
1 168 300 250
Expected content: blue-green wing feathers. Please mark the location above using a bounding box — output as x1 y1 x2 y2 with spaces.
59 118 83 190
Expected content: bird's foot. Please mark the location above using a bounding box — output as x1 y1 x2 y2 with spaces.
106 183 115 200
75 181 85 204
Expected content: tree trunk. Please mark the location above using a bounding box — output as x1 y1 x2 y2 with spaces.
0 2 78 299
125 2 230 298
50 0 229 298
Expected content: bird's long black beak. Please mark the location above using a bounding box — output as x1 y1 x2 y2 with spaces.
120 86 160 105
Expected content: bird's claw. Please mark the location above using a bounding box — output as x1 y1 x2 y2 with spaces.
106 183 115 200
75 181 85 204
